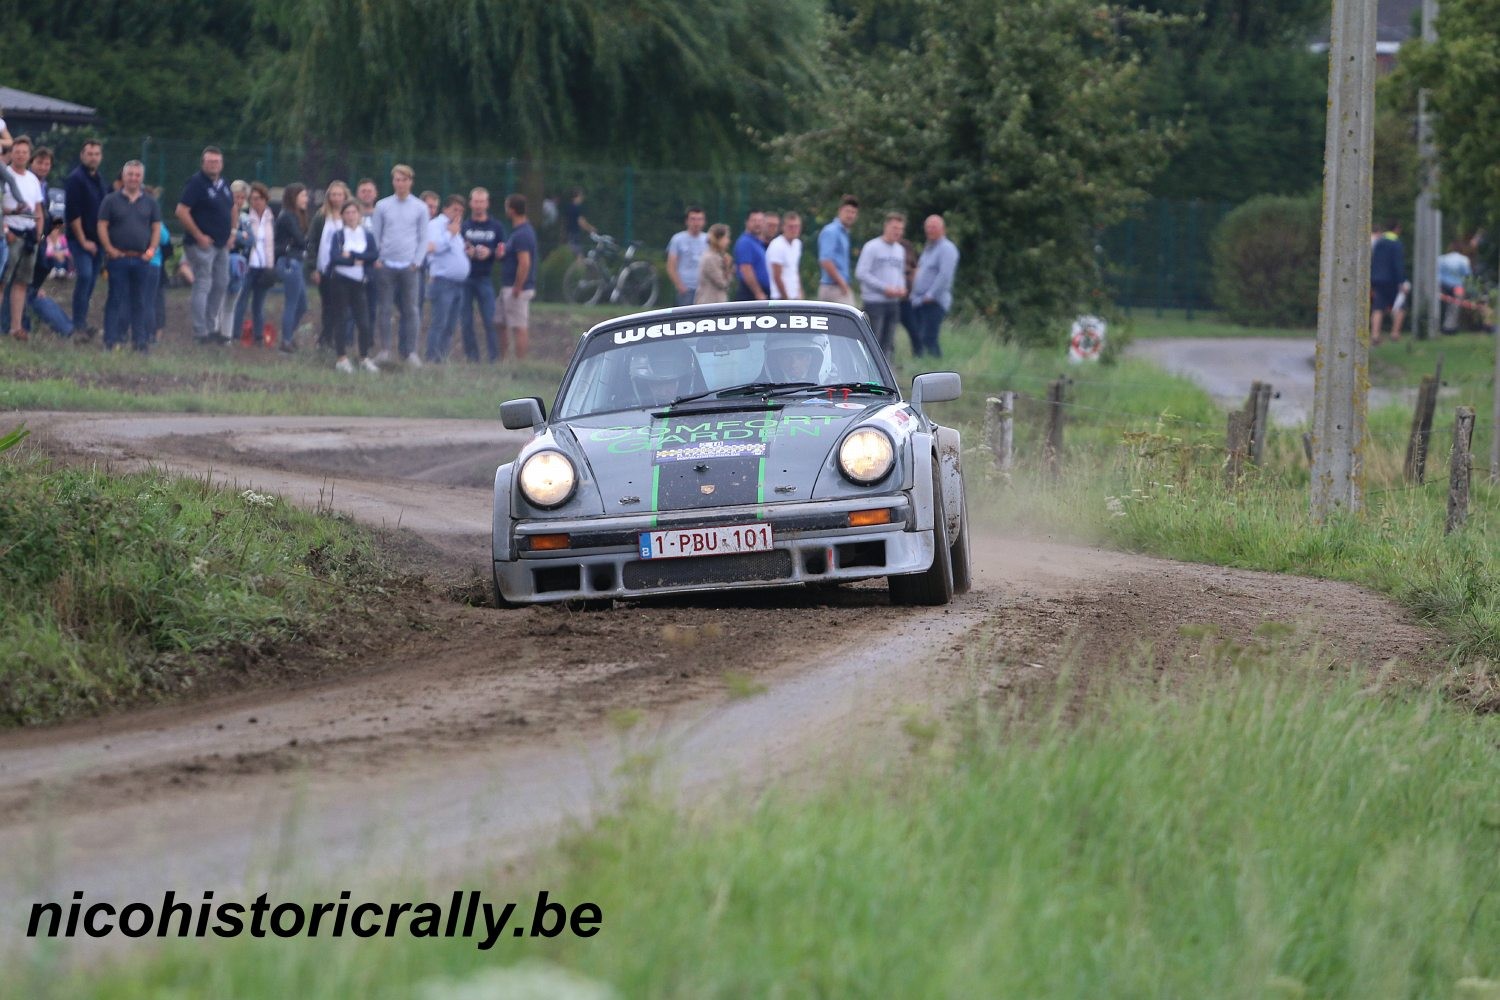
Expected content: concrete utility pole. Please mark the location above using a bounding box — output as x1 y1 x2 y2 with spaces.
1310 0 1378 519
1414 0 1442 339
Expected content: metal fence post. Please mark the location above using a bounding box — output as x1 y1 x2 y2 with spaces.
1185 200 1199 321
623 165 635 245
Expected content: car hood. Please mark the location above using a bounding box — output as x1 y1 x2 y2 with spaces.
565 397 897 510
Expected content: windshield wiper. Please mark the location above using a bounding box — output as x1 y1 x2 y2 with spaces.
664 381 814 407
764 381 896 399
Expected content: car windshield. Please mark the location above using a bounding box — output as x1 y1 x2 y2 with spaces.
554 311 890 419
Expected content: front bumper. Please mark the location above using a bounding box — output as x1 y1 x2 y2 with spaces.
494 496 932 603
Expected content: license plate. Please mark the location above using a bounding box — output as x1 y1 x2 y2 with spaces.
638 523 774 560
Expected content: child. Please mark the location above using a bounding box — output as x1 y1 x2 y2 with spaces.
44 228 70 278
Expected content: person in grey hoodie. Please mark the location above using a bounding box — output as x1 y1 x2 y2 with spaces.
854 212 907 359
910 214 960 358
370 164 429 366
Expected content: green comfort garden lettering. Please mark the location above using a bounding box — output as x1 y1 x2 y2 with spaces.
591 415 841 454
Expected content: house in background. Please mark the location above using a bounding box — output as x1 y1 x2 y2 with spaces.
1313 0 1423 71
1377 0 1423 70
0 85 98 136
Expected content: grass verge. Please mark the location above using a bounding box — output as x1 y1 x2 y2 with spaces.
25 650 1500 997
0 445 392 726
0 294 612 419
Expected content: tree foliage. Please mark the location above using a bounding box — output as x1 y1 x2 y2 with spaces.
0 2 261 137
1401 0 1500 230
774 0 1177 340
1124 0 1328 202
252 0 823 168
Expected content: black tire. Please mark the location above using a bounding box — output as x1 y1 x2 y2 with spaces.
564 258 608 306
889 461 955 606
616 261 659 308
950 482 972 595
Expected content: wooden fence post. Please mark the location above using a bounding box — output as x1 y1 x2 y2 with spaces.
984 393 1015 472
1243 382 1274 465
1447 406 1475 534
1044 380 1065 480
1255 383 1273 463
1225 410 1251 486
1404 374 1439 483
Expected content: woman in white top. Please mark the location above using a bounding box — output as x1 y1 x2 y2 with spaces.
311 180 350 350
229 181 276 345
325 201 380 373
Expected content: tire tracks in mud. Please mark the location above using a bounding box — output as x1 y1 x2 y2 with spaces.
0 412 1445 933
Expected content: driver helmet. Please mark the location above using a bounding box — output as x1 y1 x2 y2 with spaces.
628 344 698 404
765 337 825 383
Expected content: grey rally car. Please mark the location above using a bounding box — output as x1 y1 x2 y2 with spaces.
493 301 969 607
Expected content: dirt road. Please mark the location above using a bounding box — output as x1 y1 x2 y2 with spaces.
1129 337 1414 426
1 413 1441 953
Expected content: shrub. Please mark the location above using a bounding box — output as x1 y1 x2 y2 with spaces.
536 245 576 302
1211 194 1321 327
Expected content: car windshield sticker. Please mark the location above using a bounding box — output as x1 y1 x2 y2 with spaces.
609 313 830 346
588 413 844 454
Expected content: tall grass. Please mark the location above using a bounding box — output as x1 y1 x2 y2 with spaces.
0 454 388 725
29 652 1500 998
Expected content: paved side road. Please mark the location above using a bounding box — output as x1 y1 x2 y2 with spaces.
1129 337 1413 427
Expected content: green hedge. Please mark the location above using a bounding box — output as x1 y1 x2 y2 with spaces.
1211 194 1321 328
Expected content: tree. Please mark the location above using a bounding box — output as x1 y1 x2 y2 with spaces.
774 0 1177 339
0 2 261 136
252 0 822 169
1125 0 1329 202
1400 0 1500 231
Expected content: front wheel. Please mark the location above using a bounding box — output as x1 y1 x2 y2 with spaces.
950 476 971 595
889 463 955 606
563 258 608 306
614 261 659 308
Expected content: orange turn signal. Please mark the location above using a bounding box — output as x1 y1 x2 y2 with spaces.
527 533 572 551
848 508 893 528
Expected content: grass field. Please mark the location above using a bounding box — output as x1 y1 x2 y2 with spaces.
1119 307 1313 340
23 650 1499 998
0 296 621 418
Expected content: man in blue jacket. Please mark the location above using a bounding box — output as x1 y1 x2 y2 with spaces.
1371 221 1406 345
64 140 106 340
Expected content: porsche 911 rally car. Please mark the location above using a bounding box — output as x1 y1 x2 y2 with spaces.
493 301 969 607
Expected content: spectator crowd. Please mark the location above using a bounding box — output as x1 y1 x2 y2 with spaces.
1 134 962 367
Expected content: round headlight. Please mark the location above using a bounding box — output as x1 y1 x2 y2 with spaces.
518 451 577 508
838 428 895 485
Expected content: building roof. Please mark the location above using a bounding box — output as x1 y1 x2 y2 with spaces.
1379 0 1422 43
0 85 97 126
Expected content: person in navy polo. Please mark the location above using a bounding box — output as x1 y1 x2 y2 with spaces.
174 146 235 344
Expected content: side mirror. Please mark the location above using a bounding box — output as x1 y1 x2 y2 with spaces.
910 372 962 409
501 397 546 431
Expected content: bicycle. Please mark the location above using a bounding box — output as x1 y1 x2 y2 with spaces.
562 233 659 308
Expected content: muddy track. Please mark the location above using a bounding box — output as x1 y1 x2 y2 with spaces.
0 412 1445 944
